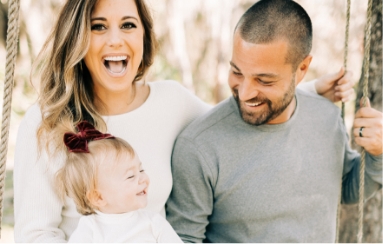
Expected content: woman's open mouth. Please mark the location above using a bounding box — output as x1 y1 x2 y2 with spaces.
103 55 128 75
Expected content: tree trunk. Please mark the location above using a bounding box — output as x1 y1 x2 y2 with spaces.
339 0 382 242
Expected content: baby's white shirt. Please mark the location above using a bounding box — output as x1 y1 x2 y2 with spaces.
68 209 182 243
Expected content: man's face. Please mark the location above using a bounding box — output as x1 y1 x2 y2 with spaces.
228 32 298 125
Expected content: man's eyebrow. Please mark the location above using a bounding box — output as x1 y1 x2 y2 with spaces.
253 73 279 78
229 61 240 71
230 61 278 78
91 16 139 21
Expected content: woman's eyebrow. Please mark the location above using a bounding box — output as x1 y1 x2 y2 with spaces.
91 16 139 21
122 16 138 21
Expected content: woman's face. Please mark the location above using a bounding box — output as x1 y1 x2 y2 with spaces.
85 0 144 95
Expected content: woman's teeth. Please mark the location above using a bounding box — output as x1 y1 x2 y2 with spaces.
104 55 127 61
104 56 128 74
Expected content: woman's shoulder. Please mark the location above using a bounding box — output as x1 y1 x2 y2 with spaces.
19 103 42 129
148 80 192 96
147 80 211 115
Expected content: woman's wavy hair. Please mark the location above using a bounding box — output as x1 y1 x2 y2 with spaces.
35 0 157 153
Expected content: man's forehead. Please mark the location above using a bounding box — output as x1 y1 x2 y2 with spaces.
231 41 290 74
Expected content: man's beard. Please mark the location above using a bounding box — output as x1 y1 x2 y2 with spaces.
233 79 296 126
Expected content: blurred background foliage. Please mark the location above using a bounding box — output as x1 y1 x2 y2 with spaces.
0 0 380 242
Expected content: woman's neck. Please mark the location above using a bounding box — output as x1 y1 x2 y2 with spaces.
94 82 150 116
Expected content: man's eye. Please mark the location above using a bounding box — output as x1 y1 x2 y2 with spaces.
140 169 145 173
91 24 106 31
259 80 273 86
233 71 242 76
122 22 136 29
127 175 135 179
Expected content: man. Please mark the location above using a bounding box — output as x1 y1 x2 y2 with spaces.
166 0 382 242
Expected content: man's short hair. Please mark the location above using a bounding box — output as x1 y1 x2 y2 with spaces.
236 0 312 69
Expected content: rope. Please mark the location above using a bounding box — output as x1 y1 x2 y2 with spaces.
335 0 350 242
357 0 373 242
341 0 351 121
0 0 21 238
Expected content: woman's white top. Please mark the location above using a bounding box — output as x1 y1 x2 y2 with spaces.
68 209 182 243
13 80 211 242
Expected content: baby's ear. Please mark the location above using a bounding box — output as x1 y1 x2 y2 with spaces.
86 190 106 208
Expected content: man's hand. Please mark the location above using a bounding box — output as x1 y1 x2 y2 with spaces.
315 67 355 103
353 98 383 156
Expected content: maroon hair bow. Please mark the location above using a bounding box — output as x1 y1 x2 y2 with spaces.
64 121 114 153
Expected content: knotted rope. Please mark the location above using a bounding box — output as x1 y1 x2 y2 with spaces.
357 0 373 242
0 0 21 237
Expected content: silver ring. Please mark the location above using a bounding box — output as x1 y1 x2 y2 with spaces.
359 127 364 137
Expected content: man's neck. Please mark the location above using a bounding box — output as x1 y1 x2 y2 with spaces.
266 96 297 125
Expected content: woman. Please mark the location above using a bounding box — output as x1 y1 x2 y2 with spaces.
13 0 353 242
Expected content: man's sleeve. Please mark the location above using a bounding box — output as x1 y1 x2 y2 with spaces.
166 136 215 243
297 79 318 94
340 118 382 204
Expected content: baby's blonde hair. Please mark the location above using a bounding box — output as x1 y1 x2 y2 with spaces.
56 137 135 215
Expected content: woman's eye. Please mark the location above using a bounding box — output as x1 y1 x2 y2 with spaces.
140 169 145 173
91 24 106 31
127 175 135 179
122 22 136 29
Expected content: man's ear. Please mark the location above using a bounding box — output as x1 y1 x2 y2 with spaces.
295 55 312 85
86 190 107 208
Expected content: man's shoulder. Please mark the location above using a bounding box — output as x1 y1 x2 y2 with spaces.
296 89 341 117
178 97 235 140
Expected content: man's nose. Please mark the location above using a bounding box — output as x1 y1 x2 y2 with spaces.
238 78 259 101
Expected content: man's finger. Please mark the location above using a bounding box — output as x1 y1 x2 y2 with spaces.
335 89 354 102
336 70 354 85
353 127 372 138
335 80 354 92
355 107 382 119
354 137 383 156
353 117 382 128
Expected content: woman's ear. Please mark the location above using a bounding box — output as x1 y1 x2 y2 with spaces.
86 190 107 208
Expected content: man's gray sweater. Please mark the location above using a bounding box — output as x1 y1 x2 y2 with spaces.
166 89 382 243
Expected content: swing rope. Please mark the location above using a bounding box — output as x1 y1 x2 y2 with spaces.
341 0 351 121
357 0 373 242
336 0 351 242
337 0 372 242
0 0 21 238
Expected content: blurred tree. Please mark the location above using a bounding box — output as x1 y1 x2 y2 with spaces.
339 0 382 242
0 1 7 48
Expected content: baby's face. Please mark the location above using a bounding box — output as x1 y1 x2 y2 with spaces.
96 151 149 214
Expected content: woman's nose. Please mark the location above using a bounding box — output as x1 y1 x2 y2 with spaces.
106 27 123 47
